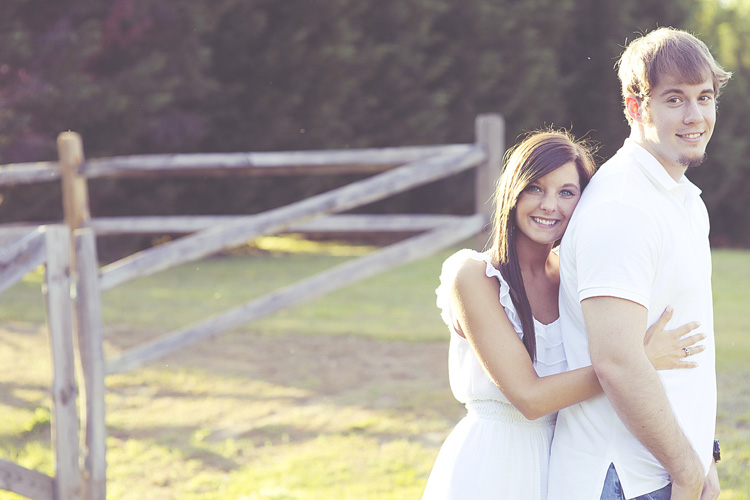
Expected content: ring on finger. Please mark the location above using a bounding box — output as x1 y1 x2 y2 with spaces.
683 346 691 357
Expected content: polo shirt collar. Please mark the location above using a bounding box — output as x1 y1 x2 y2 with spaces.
622 138 702 203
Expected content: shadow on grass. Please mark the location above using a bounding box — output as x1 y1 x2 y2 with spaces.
107 423 241 472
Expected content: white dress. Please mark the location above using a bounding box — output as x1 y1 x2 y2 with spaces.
422 249 568 500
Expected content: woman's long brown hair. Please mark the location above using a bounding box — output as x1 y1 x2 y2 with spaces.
488 130 596 362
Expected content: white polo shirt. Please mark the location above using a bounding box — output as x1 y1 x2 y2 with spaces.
547 139 716 500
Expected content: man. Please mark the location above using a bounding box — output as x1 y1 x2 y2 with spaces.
548 27 732 500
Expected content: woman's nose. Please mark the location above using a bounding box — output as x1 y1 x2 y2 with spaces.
540 193 557 212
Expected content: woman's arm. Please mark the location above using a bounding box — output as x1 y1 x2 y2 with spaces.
449 258 703 420
450 258 597 420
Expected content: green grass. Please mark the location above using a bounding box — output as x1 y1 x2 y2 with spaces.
0 239 448 341
712 251 750 498
0 244 748 499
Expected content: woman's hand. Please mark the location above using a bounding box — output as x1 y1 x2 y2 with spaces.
644 306 706 370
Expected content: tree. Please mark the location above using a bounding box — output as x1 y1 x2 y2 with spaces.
206 0 575 153
0 0 224 230
688 0 750 245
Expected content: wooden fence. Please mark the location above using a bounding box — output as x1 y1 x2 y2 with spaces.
0 226 93 500
0 113 504 499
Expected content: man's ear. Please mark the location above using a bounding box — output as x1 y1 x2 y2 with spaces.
625 94 645 123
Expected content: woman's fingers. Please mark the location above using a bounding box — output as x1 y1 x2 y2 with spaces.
679 332 707 348
673 358 699 369
680 343 707 357
687 345 707 356
669 335 707 369
652 306 674 332
668 321 702 339
644 307 707 371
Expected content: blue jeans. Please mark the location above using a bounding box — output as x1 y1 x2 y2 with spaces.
600 463 672 500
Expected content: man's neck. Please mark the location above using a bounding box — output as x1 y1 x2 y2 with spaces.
628 131 687 182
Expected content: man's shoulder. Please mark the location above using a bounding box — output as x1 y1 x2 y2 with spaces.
580 153 654 208
568 162 660 244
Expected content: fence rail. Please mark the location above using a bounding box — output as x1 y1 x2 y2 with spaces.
0 144 473 186
98 144 483 290
0 162 59 186
0 227 47 295
106 213 485 374
0 459 54 500
87 213 472 235
82 144 473 178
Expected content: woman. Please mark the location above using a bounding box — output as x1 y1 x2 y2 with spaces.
421 131 705 500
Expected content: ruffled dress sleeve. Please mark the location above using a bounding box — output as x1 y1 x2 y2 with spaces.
435 249 567 404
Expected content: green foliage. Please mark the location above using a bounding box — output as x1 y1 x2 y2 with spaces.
207 0 572 151
1 0 750 244
0 0 222 161
687 1 750 246
0 0 228 232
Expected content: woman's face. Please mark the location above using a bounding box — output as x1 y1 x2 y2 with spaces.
514 161 582 246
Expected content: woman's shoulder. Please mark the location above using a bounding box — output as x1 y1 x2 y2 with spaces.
436 248 522 337
440 249 507 292
442 249 496 279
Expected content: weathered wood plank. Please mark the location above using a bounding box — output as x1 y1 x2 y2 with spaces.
106 214 485 374
43 226 83 500
1 145 471 181
475 114 505 219
74 230 107 500
87 214 469 235
474 114 505 249
0 459 54 500
0 162 60 187
0 227 47 295
58 132 91 233
81 144 470 178
0 227 46 264
99 145 484 291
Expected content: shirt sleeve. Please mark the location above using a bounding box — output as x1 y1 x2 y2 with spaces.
574 200 660 309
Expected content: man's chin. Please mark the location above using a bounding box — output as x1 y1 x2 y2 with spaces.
679 153 707 170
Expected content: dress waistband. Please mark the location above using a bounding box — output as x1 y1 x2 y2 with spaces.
466 400 556 426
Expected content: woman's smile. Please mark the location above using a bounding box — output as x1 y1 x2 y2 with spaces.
515 161 582 246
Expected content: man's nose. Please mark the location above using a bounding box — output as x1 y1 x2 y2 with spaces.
683 100 704 124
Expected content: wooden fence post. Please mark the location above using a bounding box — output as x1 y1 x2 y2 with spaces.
474 114 505 249
57 132 104 498
57 132 91 255
43 225 83 500
75 229 107 500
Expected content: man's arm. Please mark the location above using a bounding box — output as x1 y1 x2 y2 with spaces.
583 296 705 499
701 460 720 500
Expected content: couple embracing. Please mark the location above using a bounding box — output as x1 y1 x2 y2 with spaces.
423 27 731 500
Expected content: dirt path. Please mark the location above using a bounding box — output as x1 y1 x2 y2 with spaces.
170 331 452 402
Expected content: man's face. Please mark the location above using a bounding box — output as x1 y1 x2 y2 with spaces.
639 74 716 179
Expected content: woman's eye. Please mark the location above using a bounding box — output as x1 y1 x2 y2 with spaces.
560 190 574 197
525 185 541 193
